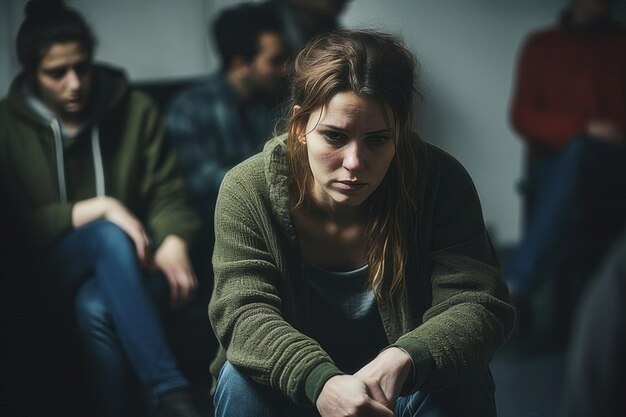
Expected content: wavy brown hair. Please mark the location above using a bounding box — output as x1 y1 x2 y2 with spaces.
285 29 424 299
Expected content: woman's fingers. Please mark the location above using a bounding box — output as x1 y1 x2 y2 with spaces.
153 235 197 309
104 201 152 265
122 217 150 264
316 375 394 417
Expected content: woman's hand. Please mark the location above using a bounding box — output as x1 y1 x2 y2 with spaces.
316 375 394 417
72 196 151 265
153 235 198 309
353 347 414 411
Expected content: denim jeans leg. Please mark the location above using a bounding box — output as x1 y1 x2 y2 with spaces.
395 366 496 417
46 220 189 400
214 361 292 417
75 278 144 417
506 137 589 295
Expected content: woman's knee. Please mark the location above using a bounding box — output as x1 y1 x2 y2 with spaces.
214 361 286 417
85 220 134 254
397 367 496 417
214 362 251 410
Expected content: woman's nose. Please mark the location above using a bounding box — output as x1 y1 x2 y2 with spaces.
342 141 365 172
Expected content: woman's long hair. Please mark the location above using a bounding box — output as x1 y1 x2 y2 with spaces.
285 29 424 300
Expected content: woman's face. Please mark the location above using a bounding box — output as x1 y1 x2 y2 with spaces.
299 91 396 210
36 41 93 121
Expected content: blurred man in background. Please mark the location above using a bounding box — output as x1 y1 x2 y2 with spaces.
166 2 287 293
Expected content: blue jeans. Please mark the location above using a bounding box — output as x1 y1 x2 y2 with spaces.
506 137 626 295
43 220 189 416
214 361 496 417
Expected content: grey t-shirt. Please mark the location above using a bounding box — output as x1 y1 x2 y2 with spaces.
303 262 389 373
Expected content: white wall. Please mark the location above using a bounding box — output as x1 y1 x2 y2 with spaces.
1 0 594 246
72 0 213 79
0 0 239 88
0 0 22 93
342 0 566 245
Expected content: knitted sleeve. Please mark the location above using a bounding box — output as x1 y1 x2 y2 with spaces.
209 160 343 406
393 150 515 392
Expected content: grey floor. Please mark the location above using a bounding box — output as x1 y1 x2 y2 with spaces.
492 329 566 417
492 246 568 417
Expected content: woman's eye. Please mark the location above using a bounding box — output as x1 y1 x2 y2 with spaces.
323 131 346 143
367 135 390 145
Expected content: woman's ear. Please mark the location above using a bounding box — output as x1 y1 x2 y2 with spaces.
293 105 307 144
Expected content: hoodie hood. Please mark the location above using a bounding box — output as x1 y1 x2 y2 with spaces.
7 63 130 137
5 64 130 203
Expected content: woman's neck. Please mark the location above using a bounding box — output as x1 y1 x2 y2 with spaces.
308 185 368 225
308 197 366 226
293 202 369 271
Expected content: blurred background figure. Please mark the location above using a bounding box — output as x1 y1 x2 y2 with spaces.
0 1 203 416
264 0 350 54
165 2 286 311
506 0 626 345
167 2 286 213
560 229 626 417
261 0 351 101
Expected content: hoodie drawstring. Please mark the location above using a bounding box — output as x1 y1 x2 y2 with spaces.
50 119 68 203
91 128 105 197
50 121 105 202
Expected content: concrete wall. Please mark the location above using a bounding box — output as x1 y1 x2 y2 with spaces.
3 0 618 245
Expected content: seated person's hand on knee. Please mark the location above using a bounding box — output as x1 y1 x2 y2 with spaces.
72 196 151 266
153 235 198 309
586 119 623 144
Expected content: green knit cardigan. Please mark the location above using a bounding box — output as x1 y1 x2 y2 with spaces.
209 137 515 406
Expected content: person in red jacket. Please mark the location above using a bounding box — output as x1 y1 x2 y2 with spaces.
510 0 625 155
507 0 626 341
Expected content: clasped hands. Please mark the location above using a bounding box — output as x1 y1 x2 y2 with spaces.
316 347 414 417
72 196 197 309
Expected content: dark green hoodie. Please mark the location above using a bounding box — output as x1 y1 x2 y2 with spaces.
0 64 199 251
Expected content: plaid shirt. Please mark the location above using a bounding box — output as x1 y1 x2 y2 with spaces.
166 71 279 216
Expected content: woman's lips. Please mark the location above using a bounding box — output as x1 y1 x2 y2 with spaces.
335 180 367 191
